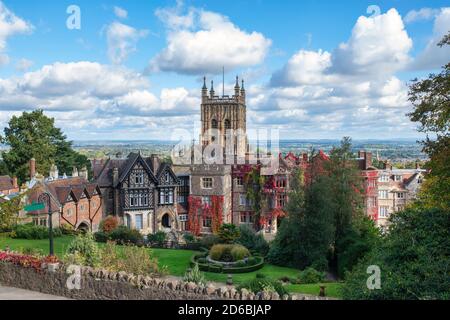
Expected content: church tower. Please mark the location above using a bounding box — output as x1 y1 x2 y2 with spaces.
200 76 247 159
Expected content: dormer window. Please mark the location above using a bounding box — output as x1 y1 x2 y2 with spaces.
135 172 144 184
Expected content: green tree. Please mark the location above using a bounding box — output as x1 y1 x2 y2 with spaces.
0 193 25 231
0 110 91 183
326 137 366 271
217 223 240 244
407 32 450 211
342 208 450 300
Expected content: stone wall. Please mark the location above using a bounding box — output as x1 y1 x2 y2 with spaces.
0 262 334 300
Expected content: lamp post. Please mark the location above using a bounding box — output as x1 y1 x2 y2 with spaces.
38 192 54 256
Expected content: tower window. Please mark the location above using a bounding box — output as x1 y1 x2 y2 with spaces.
224 119 231 130
211 119 218 129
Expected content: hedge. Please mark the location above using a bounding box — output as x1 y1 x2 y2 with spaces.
190 252 265 274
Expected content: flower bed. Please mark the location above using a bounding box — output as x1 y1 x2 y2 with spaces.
0 251 58 271
191 251 264 274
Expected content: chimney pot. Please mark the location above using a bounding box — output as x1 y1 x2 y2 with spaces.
29 158 36 179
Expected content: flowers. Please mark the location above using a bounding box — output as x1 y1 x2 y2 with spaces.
0 251 59 271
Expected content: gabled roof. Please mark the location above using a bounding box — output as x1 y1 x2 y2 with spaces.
116 152 157 186
156 162 179 183
0 175 15 191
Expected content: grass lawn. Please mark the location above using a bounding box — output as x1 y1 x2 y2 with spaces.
285 282 343 299
0 236 341 297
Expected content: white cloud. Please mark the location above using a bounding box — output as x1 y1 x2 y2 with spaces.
404 8 440 23
106 22 148 64
114 6 128 19
410 8 450 70
15 58 33 71
150 7 271 74
0 1 33 66
331 8 412 76
0 61 201 139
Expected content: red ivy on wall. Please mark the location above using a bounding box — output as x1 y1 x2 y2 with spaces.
187 195 224 236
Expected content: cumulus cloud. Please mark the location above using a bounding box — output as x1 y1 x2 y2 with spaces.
409 8 450 70
106 21 148 64
0 1 33 66
150 6 271 74
15 58 33 71
258 9 415 138
404 8 440 23
114 6 128 19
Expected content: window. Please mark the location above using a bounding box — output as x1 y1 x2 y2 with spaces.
202 196 211 206
66 208 73 217
397 192 404 199
236 177 244 186
165 172 170 183
135 214 143 230
203 217 212 228
130 191 149 207
135 172 144 184
379 206 389 218
378 175 389 182
239 194 247 206
368 180 376 188
202 177 213 189
378 190 389 199
160 188 174 205
224 119 231 130
80 204 85 211
276 177 286 188
211 119 218 129
179 214 188 222
240 213 247 223
276 194 286 208
32 218 39 226
178 195 186 203
394 175 402 182
396 205 404 212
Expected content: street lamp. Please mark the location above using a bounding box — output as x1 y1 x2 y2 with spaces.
38 192 54 256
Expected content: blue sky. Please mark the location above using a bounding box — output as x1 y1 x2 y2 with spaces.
0 0 449 141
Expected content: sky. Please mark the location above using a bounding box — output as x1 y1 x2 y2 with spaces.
0 0 449 141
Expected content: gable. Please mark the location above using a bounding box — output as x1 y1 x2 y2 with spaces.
157 164 178 186
118 153 157 187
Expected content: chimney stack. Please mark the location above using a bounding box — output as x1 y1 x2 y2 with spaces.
49 164 58 180
12 177 18 189
112 167 119 187
80 166 88 181
150 154 160 173
365 152 372 170
29 158 36 179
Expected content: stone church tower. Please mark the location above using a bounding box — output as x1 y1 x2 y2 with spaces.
200 76 247 160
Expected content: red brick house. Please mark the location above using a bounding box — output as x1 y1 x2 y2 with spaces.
0 175 19 196
24 176 103 232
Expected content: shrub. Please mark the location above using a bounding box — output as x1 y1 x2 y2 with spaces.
147 231 167 247
110 226 144 245
298 267 326 284
52 227 63 238
11 223 59 240
64 233 100 267
236 225 269 256
100 216 119 233
183 232 195 243
210 244 250 262
119 245 161 275
94 231 109 243
183 264 206 285
238 277 288 297
230 244 250 261
199 234 220 249
218 223 240 244
20 247 44 257
60 223 78 235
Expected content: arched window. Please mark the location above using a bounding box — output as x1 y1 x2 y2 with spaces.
224 119 231 130
211 119 218 129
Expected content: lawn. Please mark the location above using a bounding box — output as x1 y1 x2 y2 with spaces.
0 236 341 297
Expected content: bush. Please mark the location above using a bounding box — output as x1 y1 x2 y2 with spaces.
11 223 59 240
183 264 206 285
183 232 195 243
230 244 250 261
119 245 161 275
218 223 240 244
238 277 288 297
210 244 250 262
199 234 220 249
109 226 144 245
147 231 167 247
60 223 78 235
236 225 269 256
100 216 119 233
64 233 100 267
94 231 109 243
298 267 326 284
